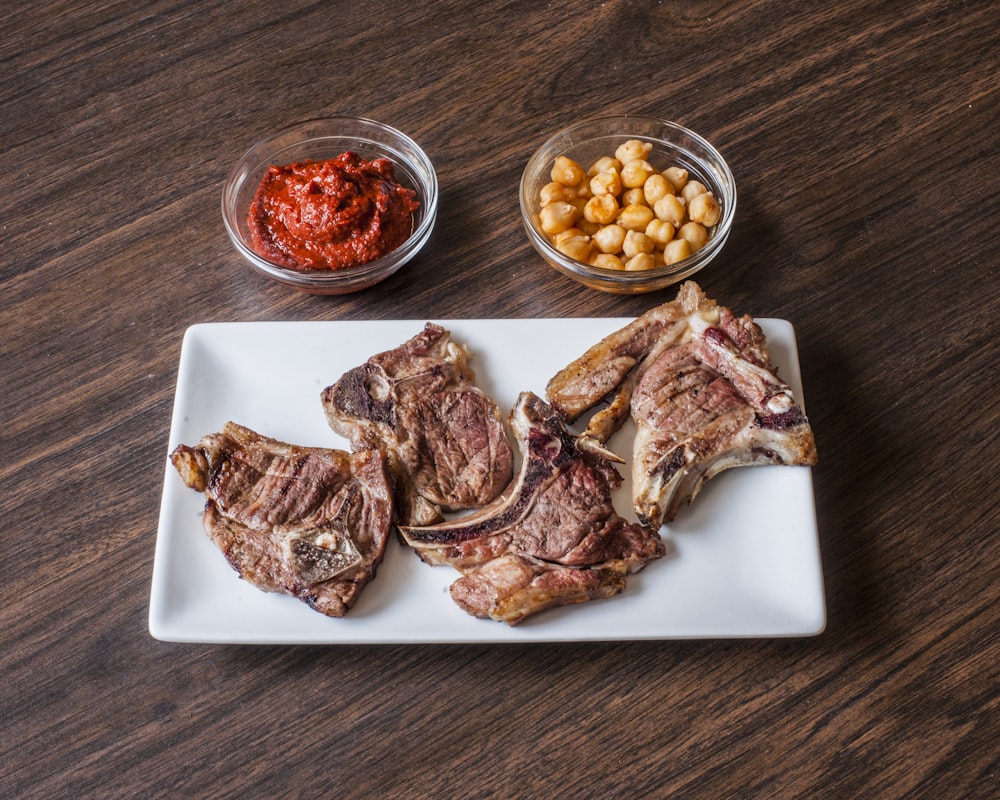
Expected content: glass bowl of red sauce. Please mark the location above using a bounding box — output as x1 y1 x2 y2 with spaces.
222 117 437 294
520 115 736 294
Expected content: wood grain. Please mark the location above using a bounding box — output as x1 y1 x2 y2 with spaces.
2 1 997 798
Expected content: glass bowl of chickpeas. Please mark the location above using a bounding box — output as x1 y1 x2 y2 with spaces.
519 115 736 294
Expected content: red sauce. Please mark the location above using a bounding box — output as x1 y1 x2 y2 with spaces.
247 151 420 271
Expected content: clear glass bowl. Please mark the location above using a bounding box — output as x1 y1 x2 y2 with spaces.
222 117 437 294
520 115 736 294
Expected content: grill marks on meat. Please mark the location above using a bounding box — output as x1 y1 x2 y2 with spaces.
400 392 665 625
169 422 393 617
546 281 818 528
634 296 817 527
321 323 513 527
545 300 698 417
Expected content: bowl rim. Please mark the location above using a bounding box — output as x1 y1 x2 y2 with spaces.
519 114 736 289
221 116 438 290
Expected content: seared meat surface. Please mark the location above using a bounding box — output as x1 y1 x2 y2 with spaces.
400 392 665 625
546 298 691 424
547 282 818 528
170 421 393 617
321 323 513 527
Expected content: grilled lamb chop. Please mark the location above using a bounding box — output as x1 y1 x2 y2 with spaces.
400 392 665 625
321 323 513 527
169 422 393 617
547 281 818 528
545 296 692 425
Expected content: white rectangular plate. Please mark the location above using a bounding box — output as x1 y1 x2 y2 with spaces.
150 318 825 644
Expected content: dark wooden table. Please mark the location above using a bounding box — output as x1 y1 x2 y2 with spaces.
3 1 997 797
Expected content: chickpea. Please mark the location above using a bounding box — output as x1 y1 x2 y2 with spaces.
591 253 625 270
592 223 627 254
663 238 692 265
568 196 589 217
643 173 673 205
540 181 570 206
554 227 585 244
554 231 593 262
588 156 621 176
551 155 586 187
615 139 652 164
681 179 709 204
618 202 655 231
662 166 689 191
619 187 644 207
539 201 580 235
584 193 619 225
678 221 708 250
688 192 721 226
653 194 686 227
645 218 676 246
623 230 655 258
590 170 622 197
620 159 654 189
577 218 600 236
624 252 656 271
